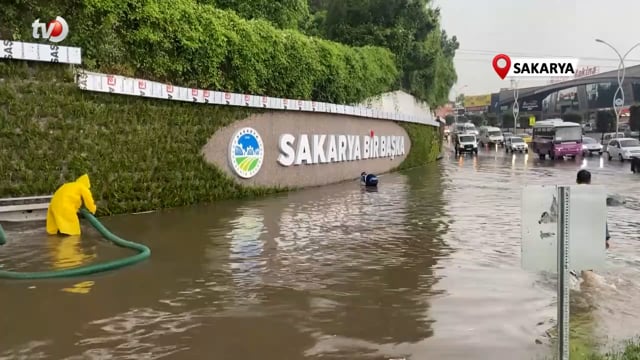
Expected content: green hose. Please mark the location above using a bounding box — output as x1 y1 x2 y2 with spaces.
0 223 6 246
0 208 151 279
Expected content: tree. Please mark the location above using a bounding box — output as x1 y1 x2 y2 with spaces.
596 110 615 139
518 115 532 129
485 113 499 127
312 0 458 106
201 0 310 29
502 113 515 129
561 111 583 124
468 114 483 127
445 115 455 125
455 93 465 106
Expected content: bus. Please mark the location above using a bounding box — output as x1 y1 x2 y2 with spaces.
532 119 583 160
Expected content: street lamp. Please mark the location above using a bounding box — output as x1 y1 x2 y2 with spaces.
595 39 640 135
511 79 519 134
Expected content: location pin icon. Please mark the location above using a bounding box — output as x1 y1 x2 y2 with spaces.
492 54 511 80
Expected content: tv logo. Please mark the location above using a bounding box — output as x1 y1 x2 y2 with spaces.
32 16 69 43
492 54 578 80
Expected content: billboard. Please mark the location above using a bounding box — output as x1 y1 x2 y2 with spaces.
464 94 491 108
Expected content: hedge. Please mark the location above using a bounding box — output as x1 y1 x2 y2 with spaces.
0 61 286 215
396 122 443 170
0 0 398 105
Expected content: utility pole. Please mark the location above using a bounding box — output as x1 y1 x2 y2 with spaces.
512 79 519 134
595 39 640 135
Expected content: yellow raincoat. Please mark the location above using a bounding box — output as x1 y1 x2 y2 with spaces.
46 174 97 236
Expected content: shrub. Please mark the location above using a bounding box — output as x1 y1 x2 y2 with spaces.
0 0 398 105
396 122 442 170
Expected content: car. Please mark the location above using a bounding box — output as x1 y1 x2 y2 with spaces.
454 133 478 156
581 136 603 156
606 138 640 161
520 134 532 144
505 136 528 153
625 128 640 138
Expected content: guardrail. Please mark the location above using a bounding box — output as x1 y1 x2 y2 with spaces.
0 195 52 222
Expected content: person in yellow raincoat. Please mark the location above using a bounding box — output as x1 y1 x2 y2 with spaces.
46 174 97 236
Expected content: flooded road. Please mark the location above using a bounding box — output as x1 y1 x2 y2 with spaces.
1 144 639 360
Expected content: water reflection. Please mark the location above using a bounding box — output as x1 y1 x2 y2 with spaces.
47 235 96 269
2 146 639 359
227 208 265 287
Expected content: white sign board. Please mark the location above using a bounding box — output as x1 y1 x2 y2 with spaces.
568 185 607 271
521 185 606 273
74 70 440 126
1 39 81 64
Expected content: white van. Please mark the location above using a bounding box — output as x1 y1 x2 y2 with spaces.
463 122 479 135
479 126 504 147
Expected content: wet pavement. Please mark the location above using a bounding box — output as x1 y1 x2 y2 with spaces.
0 143 638 359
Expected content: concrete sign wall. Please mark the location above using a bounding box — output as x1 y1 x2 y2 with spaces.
202 112 411 187
359 90 436 125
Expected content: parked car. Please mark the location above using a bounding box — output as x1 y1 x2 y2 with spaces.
606 138 640 161
454 133 478 156
581 136 603 156
625 128 640 138
505 136 528 153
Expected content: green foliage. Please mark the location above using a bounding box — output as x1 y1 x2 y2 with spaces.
518 115 532 129
444 115 455 125
502 113 515 129
562 111 583 124
0 0 398 105
630 105 640 132
312 0 458 106
199 0 310 29
485 113 499 127
596 110 615 133
0 62 285 215
396 122 442 170
468 114 483 127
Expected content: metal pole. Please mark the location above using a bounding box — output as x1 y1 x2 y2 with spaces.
595 40 640 135
557 186 571 360
512 80 519 134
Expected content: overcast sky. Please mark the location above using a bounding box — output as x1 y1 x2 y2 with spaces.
433 0 640 100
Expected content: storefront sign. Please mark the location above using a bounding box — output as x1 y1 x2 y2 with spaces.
521 100 540 111
277 134 406 166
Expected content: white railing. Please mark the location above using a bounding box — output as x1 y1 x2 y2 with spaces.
1 39 438 127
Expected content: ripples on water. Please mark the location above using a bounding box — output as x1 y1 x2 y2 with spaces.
0 145 638 359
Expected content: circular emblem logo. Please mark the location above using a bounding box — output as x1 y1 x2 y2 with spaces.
229 127 264 179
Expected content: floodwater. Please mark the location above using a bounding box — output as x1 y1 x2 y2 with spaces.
1 143 639 360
